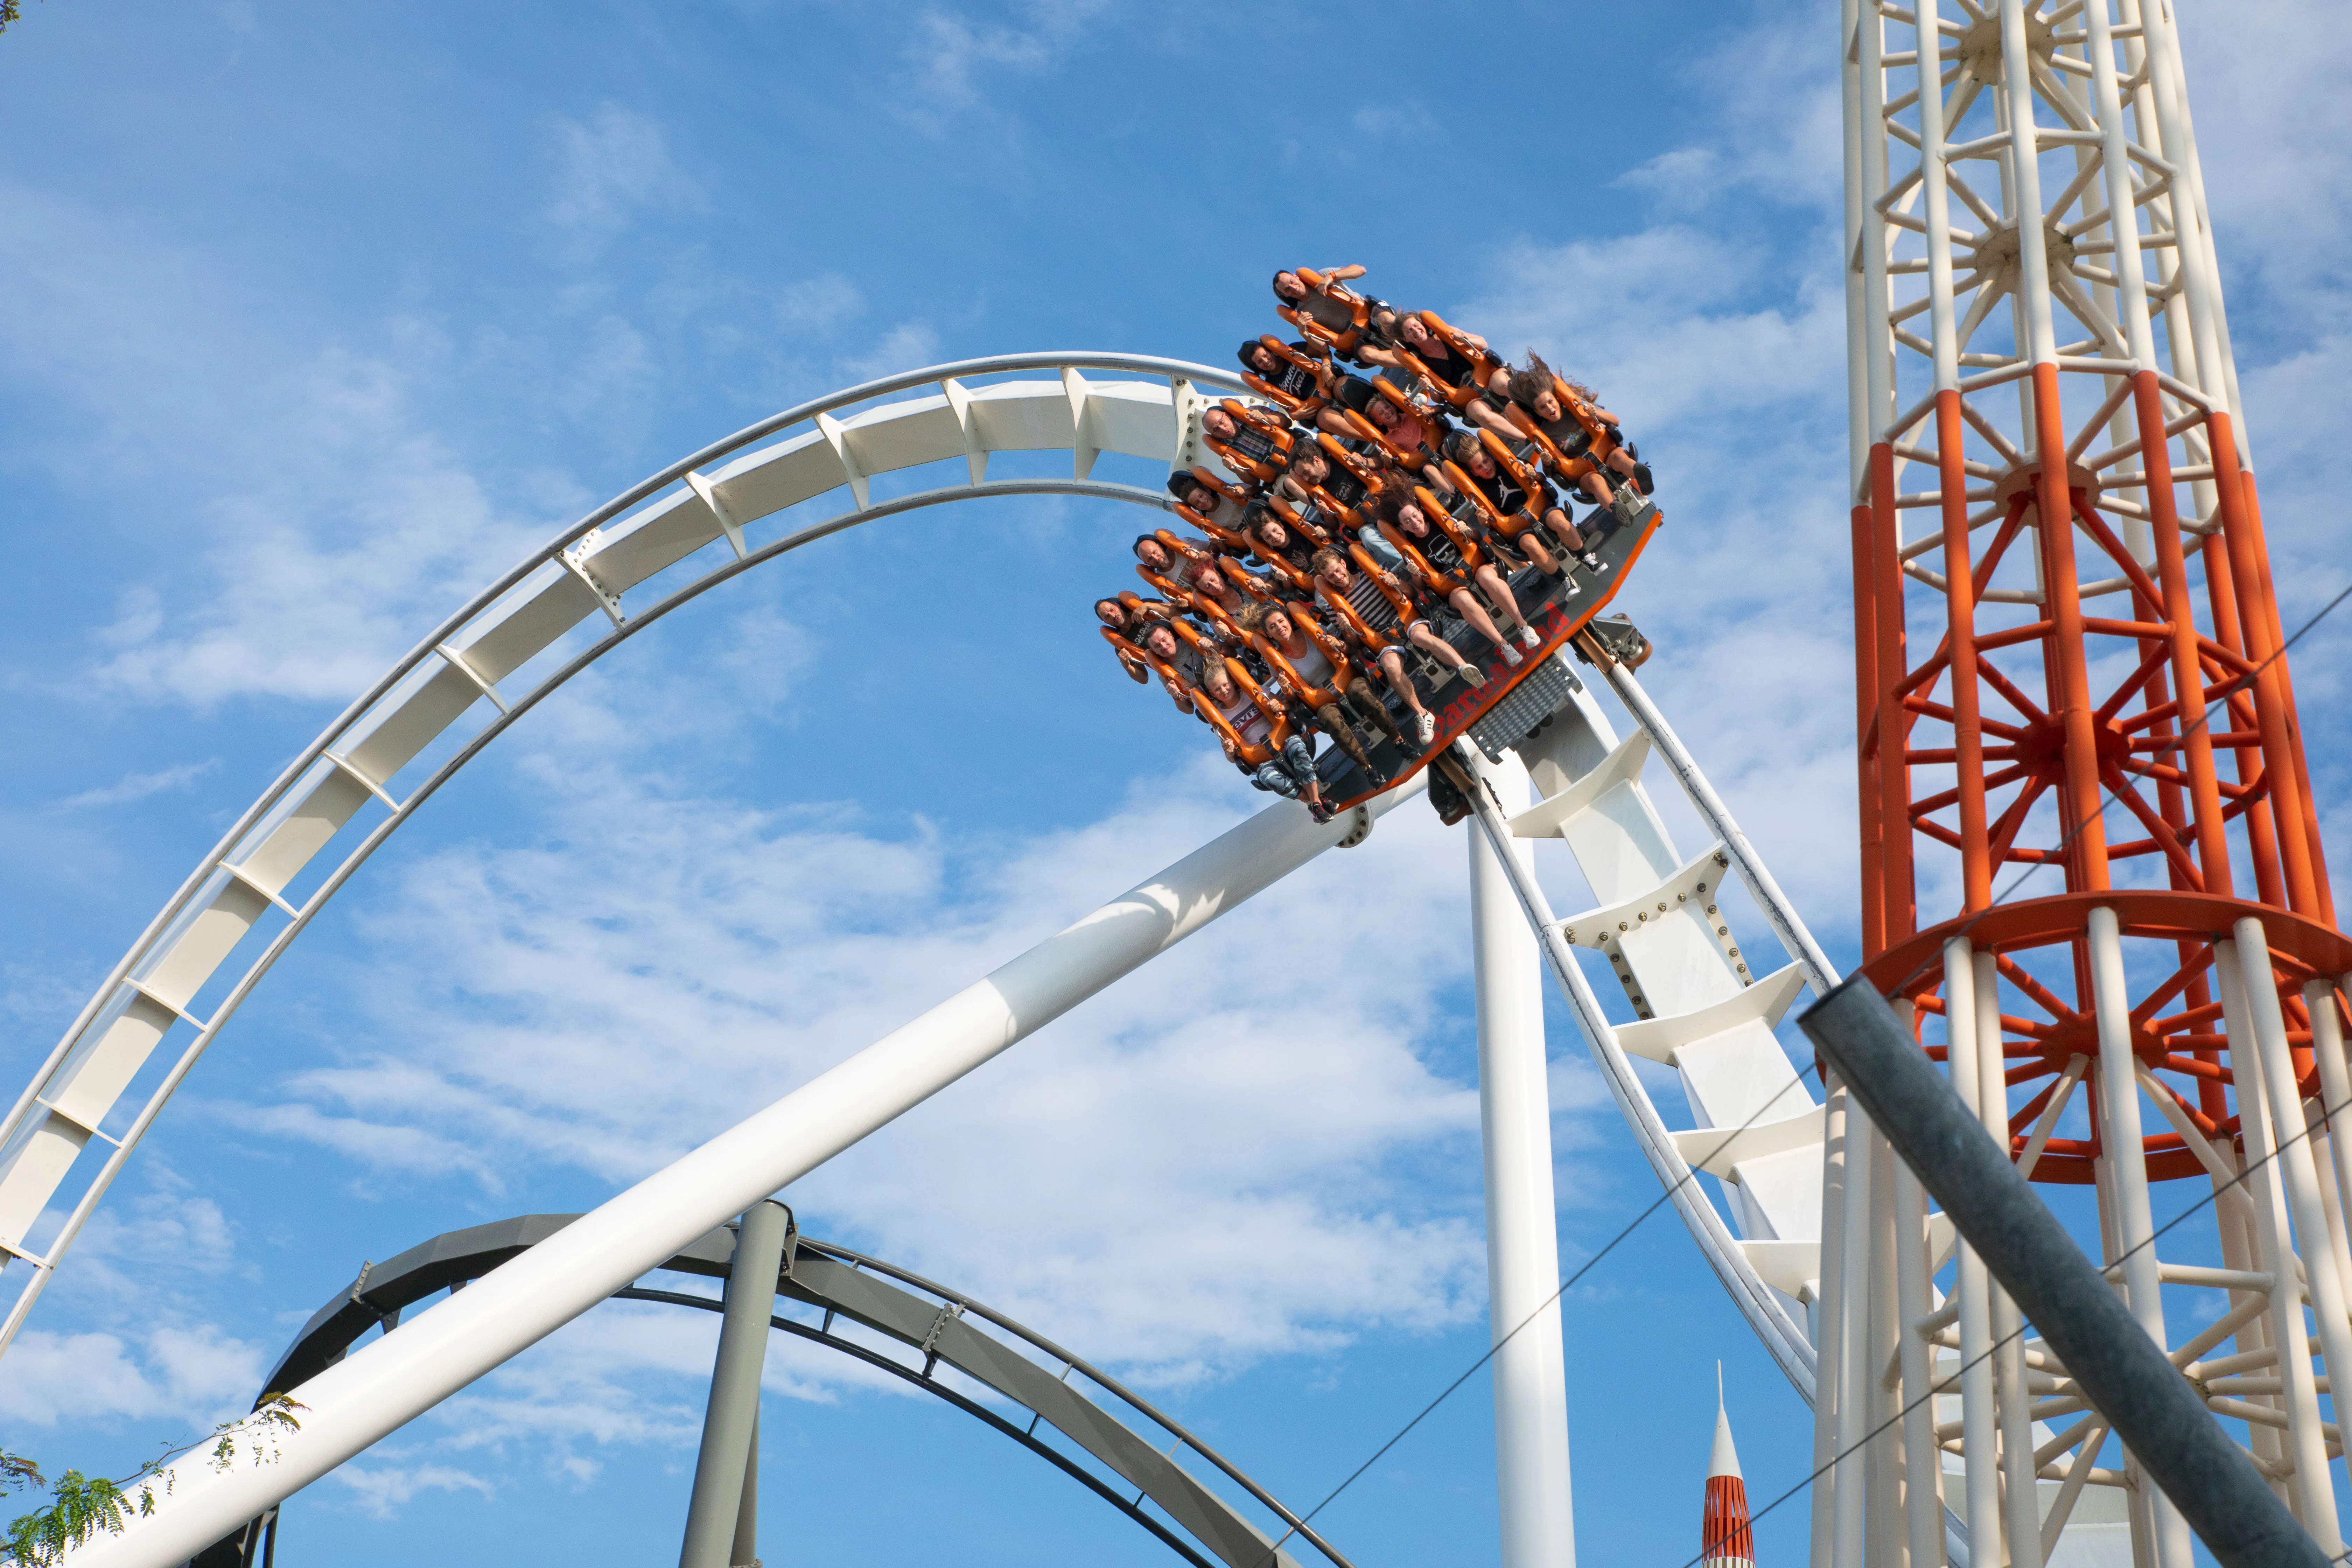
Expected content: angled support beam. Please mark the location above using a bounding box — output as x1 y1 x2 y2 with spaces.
58 782 1421 1568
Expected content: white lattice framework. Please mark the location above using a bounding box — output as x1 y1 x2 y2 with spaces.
1824 2 2344 1566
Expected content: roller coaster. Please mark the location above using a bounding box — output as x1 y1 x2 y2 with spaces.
8 4 2346 1561
0 332 1833 1568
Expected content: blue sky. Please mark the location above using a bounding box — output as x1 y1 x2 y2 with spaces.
3 2 2351 1566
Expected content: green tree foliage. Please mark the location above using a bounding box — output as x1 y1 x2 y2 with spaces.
3 1396 304 1566
0 4 25 36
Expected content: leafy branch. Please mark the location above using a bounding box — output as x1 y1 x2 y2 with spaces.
4 1395 305 1567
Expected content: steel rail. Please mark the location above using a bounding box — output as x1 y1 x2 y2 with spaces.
0 355 1246 1356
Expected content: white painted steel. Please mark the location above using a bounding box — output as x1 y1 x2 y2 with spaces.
0 353 1248 1355
1467 750 1577 1568
59 779 1423 1568
1828 1 2329 1560
1456 726 1816 1393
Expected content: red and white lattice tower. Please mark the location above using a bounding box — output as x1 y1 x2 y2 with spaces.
1706 1380 1758 1568
1821 2 2352 1567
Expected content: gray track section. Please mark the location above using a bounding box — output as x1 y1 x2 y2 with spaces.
231 1214 1347 1568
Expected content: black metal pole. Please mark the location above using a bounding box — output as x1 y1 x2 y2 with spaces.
1799 976 2328 1568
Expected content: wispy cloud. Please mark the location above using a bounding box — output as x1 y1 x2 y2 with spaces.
543 104 699 255
55 758 219 810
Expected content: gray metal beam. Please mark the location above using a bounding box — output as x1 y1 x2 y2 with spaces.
680 1201 791 1568
1798 978 2328 1568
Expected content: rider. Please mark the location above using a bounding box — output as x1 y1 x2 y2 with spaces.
1195 658 1331 822
1310 545 1464 748
1362 482 1539 664
1498 353 1652 511
1239 600 1401 786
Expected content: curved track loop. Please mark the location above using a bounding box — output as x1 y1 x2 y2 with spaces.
204 1214 1350 1568
3 349 1840 1464
0 354 1244 1354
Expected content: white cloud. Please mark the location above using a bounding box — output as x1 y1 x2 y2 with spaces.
0 1324 267 1428
894 1 1115 127
1351 102 1440 144
216 709 1526 1402
329 1461 495 1520
838 319 942 385
55 759 219 811
544 105 698 252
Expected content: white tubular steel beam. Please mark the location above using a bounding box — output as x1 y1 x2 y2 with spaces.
62 781 1422 1568
1453 741 1816 1394
1466 750 1577 1568
0 353 1248 1357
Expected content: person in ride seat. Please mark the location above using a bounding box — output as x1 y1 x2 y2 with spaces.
1359 386 1452 476
1200 403 1293 482
1095 596 1173 685
1309 545 1468 749
1363 482 1540 666
1498 354 1652 512
1241 600 1406 787
1243 505 1321 579
1360 314 1521 440
1272 265 1370 354
1194 658 1332 822
1167 471 1254 539
1136 618 1209 714
1272 441 1368 524
1445 430 1601 574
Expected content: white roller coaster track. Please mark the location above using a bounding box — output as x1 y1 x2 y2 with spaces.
10 352 1845 1566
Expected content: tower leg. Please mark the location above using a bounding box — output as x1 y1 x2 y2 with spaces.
681 1200 790 1568
1468 750 1576 1568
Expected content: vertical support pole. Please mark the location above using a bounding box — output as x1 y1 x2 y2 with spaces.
1467 750 1576 1568
2234 923 2352 1510
731 1416 758 1568
681 1200 791 1568
2088 908 2190 1568
1890 1152 1945 1568
2216 944 2343 1551
1971 956 2040 1568
1812 1079 1853 1568
1944 942 2001 1559
1830 1105 1878 1568
2311 979 2352 1236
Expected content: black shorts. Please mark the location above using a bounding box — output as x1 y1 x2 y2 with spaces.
1334 376 1378 414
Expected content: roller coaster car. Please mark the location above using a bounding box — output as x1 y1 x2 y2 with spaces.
1304 494 1666 815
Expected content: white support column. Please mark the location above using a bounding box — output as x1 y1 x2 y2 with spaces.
1944 941 2002 1563
1972 955 2040 1568
2217 939 2343 1550
2087 908 2190 1568
2234 922 2352 1511
1468 750 1577 1568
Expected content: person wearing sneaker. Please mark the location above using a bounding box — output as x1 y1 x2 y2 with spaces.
1309 547 1453 750
1497 355 1652 512
1367 479 1542 659
1194 658 1333 821
1444 430 1604 576
1240 601 1407 785
1358 488 1528 672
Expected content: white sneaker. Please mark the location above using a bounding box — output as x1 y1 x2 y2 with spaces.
1519 624 1541 649
1501 644 1524 668
1461 665 1488 688
1415 711 1437 746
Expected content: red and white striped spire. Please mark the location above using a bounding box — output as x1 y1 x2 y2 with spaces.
1703 1366 1755 1568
